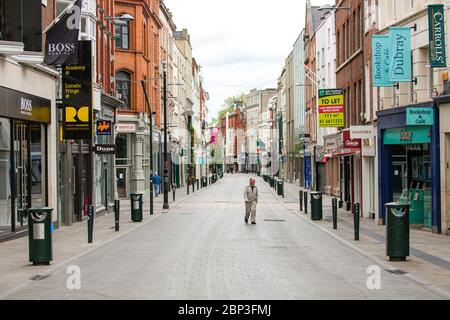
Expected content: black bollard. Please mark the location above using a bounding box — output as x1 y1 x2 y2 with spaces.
114 200 120 232
192 181 195 193
353 203 360 241
304 191 308 214
197 179 199 190
332 198 337 230
88 205 94 243
187 181 189 195
173 186 176 202
299 190 303 211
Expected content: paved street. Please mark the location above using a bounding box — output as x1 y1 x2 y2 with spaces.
3 174 447 300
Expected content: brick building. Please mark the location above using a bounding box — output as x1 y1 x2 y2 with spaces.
220 105 246 173
334 0 364 211
114 0 162 197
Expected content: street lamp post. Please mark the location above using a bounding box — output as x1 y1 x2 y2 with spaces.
141 81 154 215
162 62 170 210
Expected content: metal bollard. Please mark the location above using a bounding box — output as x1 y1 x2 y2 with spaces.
304 191 308 214
332 198 337 230
114 200 120 232
88 205 94 243
192 181 195 193
173 186 176 202
353 203 360 241
299 190 303 211
197 179 199 190
187 182 190 195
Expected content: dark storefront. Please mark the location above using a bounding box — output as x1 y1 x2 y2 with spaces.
0 86 51 238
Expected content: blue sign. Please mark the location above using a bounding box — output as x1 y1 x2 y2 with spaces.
389 27 412 82
406 108 434 126
372 35 393 87
96 120 112 135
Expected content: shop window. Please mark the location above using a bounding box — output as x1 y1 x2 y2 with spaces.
0 118 11 230
0 0 42 51
116 71 131 108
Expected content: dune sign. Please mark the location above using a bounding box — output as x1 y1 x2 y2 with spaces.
318 89 344 128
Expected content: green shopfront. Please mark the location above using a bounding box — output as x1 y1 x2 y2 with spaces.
377 103 441 233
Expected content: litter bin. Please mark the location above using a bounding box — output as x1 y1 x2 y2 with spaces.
385 202 410 261
130 193 143 222
269 176 274 188
310 192 323 220
277 180 284 196
27 207 53 265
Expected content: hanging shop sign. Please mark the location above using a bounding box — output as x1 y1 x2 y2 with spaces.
384 126 432 145
372 35 393 87
362 138 376 157
44 0 81 66
343 129 361 150
62 40 93 140
0 86 51 123
389 27 412 82
350 125 375 140
116 123 136 133
406 108 434 126
94 144 116 154
428 4 447 68
318 89 344 128
96 120 112 135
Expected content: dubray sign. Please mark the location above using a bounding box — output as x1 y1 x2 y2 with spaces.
389 27 412 82
428 4 447 68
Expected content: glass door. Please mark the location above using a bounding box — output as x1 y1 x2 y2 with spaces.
0 117 12 235
14 121 30 227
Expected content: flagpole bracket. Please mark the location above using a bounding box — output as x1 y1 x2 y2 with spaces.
411 24 417 32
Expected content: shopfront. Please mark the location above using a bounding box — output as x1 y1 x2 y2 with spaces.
377 104 441 233
0 86 51 237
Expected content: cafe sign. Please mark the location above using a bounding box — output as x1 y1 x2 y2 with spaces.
428 4 447 68
406 108 434 126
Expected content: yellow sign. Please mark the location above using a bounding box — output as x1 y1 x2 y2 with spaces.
318 89 345 128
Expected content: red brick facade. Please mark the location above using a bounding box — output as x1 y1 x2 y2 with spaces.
335 0 364 129
115 0 162 126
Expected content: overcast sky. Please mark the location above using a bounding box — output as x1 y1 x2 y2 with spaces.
164 0 332 121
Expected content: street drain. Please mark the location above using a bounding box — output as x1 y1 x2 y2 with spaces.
264 219 286 222
386 269 407 275
30 274 51 281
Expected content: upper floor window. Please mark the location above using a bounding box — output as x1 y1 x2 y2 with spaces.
116 71 131 108
115 20 130 49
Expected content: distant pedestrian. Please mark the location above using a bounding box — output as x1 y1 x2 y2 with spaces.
243 178 258 225
152 173 161 197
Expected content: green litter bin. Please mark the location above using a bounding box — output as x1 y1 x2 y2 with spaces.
385 202 410 261
277 180 284 196
310 192 323 220
130 193 143 222
27 207 53 265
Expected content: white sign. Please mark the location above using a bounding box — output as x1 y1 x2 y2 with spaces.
362 138 376 157
350 125 375 140
116 123 136 133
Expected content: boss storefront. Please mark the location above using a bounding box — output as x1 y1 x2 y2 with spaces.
0 86 51 238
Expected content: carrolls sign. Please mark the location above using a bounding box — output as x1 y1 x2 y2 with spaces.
343 129 361 150
428 4 447 68
0 86 51 123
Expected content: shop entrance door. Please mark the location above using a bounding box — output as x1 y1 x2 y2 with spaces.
13 122 30 228
72 154 88 222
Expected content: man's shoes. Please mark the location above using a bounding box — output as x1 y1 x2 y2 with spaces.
245 219 248 224
251 222 256 225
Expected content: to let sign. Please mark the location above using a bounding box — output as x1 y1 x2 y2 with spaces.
318 89 344 128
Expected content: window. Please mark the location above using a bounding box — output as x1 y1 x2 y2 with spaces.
115 20 130 49
116 71 131 108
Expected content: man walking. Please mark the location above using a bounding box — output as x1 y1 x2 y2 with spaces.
152 172 161 197
244 178 258 225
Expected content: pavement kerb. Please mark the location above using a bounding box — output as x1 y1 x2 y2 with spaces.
260 178 450 300
0 177 224 300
